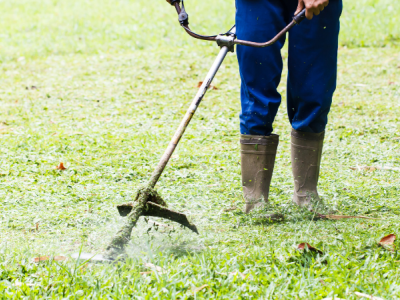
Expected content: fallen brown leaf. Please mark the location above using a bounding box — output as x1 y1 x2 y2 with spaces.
379 233 396 245
223 206 238 212
197 81 218 90
297 243 323 254
144 262 165 273
35 222 39 231
139 271 152 275
350 166 376 171
34 256 49 262
207 184 218 187
54 256 67 261
33 255 66 263
193 284 209 293
56 162 66 170
324 215 380 220
228 271 246 280
354 291 385 300
350 165 400 172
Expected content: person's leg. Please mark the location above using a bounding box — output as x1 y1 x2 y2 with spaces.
285 0 343 206
236 0 288 212
286 0 342 133
236 0 288 136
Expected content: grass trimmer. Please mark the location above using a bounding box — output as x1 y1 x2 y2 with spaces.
73 0 307 262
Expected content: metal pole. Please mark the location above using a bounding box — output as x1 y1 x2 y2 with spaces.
148 44 231 188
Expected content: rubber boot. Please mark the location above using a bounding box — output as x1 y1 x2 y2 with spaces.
241 134 279 213
291 129 325 207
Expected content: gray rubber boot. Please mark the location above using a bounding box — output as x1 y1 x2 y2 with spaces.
241 134 279 213
291 129 325 207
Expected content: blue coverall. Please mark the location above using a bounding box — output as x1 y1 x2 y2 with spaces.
236 0 343 135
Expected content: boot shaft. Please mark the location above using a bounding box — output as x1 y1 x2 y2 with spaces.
240 134 279 213
291 129 325 206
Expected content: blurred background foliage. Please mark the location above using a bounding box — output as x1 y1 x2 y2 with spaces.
0 0 398 62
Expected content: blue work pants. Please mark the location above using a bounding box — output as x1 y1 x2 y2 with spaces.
236 0 343 135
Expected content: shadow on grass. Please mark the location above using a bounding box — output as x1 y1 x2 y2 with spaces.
232 200 334 227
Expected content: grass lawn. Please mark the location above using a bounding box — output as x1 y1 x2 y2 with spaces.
0 0 399 298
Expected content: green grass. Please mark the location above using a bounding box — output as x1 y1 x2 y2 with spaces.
0 0 400 62
0 0 400 299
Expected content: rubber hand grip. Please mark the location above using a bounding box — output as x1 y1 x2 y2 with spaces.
293 8 306 24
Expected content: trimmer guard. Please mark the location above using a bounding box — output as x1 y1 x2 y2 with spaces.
117 201 198 234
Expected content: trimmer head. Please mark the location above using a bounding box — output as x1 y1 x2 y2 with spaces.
117 201 198 234
70 187 199 261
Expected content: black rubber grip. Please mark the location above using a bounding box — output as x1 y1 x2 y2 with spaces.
293 8 306 24
178 7 189 26
167 0 180 5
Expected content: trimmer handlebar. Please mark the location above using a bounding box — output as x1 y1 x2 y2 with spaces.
166 0 307 48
